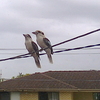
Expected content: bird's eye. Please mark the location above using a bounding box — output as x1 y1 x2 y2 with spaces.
41 32 44 35
28 34 31 38
38 31 41 33
37 31 44 35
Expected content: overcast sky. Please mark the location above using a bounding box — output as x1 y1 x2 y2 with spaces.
0 0 100 78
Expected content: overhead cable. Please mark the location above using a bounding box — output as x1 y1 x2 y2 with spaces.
0 28 100 62
52 28 100 47
0 43 100 62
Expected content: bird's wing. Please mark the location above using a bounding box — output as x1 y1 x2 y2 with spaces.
43 38 53 54
31 41 39 57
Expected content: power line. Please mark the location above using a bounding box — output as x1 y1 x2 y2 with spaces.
0 28 100 62
0 28 99 52
0 52 100 55
52 28 100 47
39 44 100 55
0 47 100 52
52 44 100 54
0 49 25 50
55 53 100 55
0 47 99 55
0 47 100 51
0 43 100 62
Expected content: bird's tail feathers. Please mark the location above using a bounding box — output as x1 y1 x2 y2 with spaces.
35 59 41 68
33 56 41 68
47 54 53 64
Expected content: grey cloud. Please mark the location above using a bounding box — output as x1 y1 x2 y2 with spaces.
6 0 100 23
0 0 100 78
0 0 100 35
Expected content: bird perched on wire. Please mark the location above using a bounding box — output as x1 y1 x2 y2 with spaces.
23 34 41 68
32 30 53 63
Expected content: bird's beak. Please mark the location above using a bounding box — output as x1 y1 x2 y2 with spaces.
32 32 36 35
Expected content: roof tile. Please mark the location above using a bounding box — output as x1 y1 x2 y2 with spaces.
0 70 100 91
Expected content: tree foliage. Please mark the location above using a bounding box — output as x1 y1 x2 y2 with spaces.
12 73 30 79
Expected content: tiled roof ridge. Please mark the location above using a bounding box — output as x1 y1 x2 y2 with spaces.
41 73 78 89
43 70 100 73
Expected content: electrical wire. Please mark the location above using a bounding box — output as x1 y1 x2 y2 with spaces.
0 53 100 55
0 47 100 55
0 28 100 62
0 49 25 50
52 28 100 47
0 28 99 51
0 47 100 51
0 43 100 61
55 53 100 55
52 44 100 54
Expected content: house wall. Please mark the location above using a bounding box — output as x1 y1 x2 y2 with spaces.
20 92 94 100
73 92 93 100
10 92 20 100
20 92 73 100
59 92 73 100
20 92 38 100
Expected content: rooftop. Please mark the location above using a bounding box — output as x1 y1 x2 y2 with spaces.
0 70 100 92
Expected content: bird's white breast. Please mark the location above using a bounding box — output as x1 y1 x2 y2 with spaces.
25 40 34 53
36 35 47 48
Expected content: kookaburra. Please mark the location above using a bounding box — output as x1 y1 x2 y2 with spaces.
32 30 53 63
23 34 41 68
